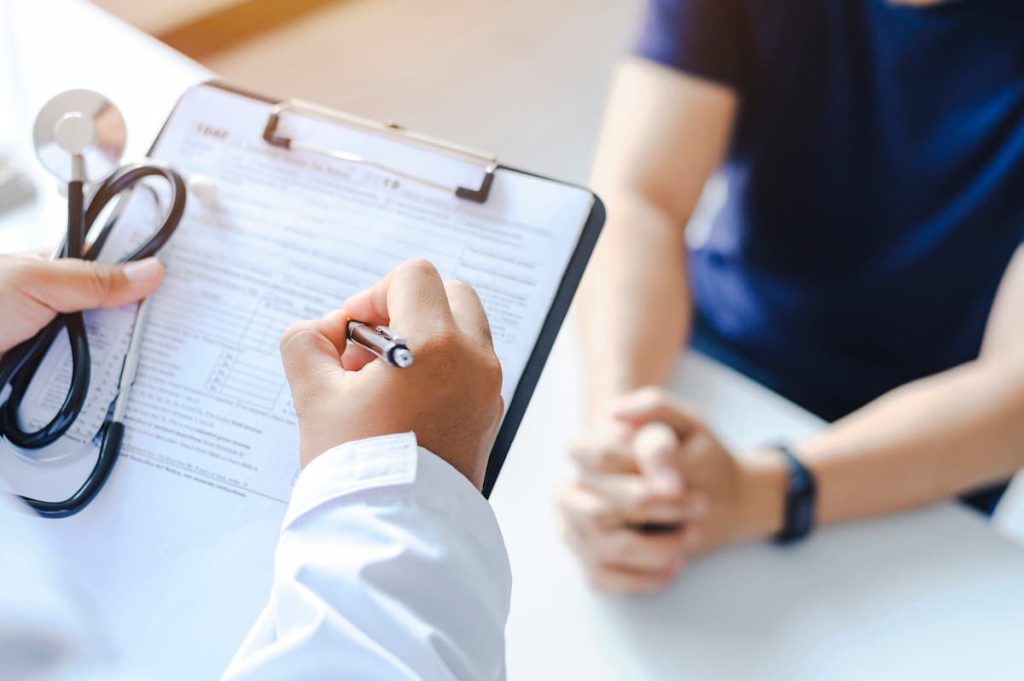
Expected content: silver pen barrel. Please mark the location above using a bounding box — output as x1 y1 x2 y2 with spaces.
346 321 414 368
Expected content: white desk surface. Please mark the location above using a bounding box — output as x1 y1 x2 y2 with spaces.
3 3 1024 680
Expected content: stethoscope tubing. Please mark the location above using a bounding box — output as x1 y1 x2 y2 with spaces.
0 163 186 517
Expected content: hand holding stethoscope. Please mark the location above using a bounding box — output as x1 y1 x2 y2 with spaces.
0 90 187 517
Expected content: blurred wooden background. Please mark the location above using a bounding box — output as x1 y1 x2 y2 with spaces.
91 0 642 183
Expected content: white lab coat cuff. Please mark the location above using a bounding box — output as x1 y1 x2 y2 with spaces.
283 433 501 547
283 433 420 530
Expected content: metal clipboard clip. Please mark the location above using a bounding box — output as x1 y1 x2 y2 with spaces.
262 99 498 203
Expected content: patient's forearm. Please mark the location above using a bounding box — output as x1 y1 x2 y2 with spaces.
795 358 1024 525
577 59 737 423
578 193 691 420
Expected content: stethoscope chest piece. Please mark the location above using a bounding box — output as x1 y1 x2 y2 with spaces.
33 89 126 184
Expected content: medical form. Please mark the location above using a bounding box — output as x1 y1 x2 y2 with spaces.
0 82 598 508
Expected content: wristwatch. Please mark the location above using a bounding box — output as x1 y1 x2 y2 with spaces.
773 444 817 544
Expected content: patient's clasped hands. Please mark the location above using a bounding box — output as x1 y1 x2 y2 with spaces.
561 387 787 594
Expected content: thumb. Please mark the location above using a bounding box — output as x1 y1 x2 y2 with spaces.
632 422 684 496
279 311 349 400
25 258 164 312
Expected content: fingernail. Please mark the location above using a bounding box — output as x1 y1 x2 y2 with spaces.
123 258 163 283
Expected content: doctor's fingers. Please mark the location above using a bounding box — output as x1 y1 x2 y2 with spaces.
280 311 348 394
342 259 454 333
339 341 377 372
443 280 494 346
4 256 165 312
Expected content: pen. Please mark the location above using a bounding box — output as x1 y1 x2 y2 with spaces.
346 321 415 368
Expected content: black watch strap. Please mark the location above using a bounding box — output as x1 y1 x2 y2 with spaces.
773 444 817 545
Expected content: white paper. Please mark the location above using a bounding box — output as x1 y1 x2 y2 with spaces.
0 83 594 508
0 83 594 678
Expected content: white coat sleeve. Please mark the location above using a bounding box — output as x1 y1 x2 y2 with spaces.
221 432 512 681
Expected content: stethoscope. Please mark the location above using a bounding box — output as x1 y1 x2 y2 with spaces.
0 90 187 518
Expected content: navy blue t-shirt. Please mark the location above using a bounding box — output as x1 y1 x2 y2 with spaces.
636 0 1024 422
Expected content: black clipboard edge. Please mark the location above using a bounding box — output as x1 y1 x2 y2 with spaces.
152 80 606 498
482 191 604 496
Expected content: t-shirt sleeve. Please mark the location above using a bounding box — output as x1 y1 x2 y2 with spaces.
633 0 749 91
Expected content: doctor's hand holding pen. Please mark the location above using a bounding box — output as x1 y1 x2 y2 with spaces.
0 255 513 679
0 251 504 490
279 258 504 489
0 252 164 353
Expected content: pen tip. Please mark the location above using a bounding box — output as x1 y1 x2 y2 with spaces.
393 348 414 368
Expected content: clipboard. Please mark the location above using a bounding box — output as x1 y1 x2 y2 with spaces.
150 81 606 497
0 80 605 681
